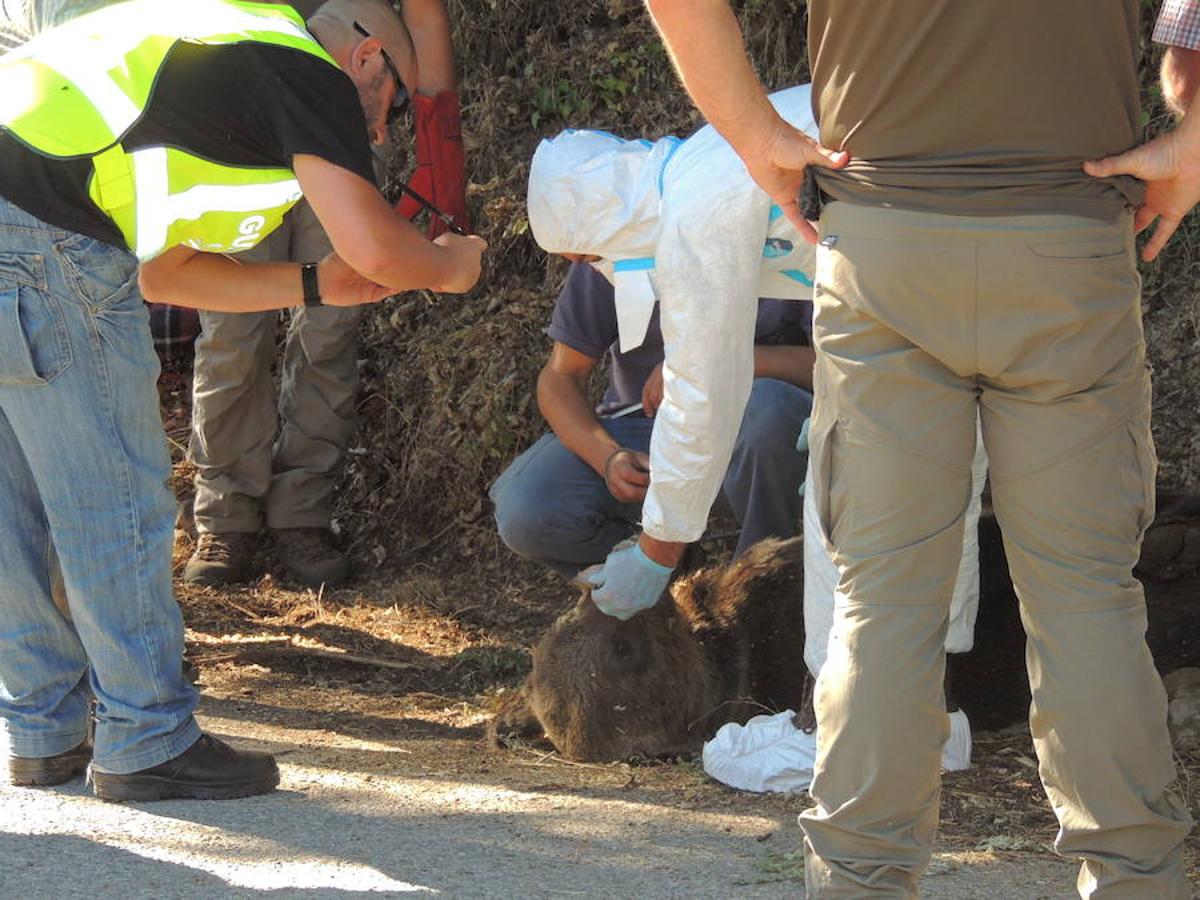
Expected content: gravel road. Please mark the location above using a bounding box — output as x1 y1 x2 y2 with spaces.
1 704 1082 899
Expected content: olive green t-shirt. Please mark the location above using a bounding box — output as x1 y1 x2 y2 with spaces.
807 0 1143 218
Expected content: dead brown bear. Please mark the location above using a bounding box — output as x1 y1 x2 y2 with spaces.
489 536 806 762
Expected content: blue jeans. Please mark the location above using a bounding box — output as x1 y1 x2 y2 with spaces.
0 196 199 773
490 377 812 577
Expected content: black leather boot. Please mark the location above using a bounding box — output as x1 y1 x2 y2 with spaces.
7 740 92 787
90 733 279 802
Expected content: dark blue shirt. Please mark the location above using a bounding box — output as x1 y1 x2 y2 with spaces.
549 262 812 416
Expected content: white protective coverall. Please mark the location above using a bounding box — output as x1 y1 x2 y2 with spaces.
528 84 818 544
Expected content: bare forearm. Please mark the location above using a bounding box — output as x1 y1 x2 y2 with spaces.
293 154 466 291
644 0 779 151
1163 46 1200 117
753 344 815 391
140 254 308 311
402 0 456 93
638 532 687 567
537 369 619 476
349 212 460 290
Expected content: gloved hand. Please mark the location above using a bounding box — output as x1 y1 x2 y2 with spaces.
394 90 469 238
587 542 674 621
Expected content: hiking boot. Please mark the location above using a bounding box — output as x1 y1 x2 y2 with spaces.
89 733 279 802
7 740 92 787
273 527 351 589
183 531 259 586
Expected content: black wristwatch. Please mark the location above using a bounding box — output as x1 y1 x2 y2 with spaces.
301 262 322 307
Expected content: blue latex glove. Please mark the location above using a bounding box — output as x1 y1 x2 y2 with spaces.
587 542 674 621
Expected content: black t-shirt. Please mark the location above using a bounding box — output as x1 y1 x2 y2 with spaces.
0 40 376 249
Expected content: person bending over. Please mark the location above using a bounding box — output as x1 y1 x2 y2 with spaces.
0 0 484 802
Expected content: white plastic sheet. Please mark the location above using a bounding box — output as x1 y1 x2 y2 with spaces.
702 710 817 794
702 707 973 793
943 708 972 772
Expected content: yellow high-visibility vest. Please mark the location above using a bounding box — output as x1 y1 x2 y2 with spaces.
0 0 338 260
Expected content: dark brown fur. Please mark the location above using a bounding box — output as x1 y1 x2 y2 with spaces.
489 537 806 762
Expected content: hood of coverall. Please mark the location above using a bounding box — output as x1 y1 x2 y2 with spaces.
527 130 679 262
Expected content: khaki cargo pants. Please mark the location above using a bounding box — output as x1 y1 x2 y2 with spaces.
189 199 363 533
800 202 1192 898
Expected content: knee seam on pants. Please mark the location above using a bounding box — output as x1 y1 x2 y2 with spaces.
838 596 954 608
837 414 974 478
1016 597 1144 616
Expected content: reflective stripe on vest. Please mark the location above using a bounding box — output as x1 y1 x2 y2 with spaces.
87 146 303 260
0 0 333 260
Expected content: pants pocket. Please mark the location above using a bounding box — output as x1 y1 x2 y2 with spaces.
0 281 71 386
54 233 138 311
806 413 838 547
1127 416 1157 543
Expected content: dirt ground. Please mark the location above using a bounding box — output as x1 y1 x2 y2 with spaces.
157 551 1200 899
135 361 1200 896
2 698 1093 898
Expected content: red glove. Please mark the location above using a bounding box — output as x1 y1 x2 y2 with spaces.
394 90 469 238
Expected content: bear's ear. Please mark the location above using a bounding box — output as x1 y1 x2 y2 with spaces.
671 566 724 634
715 536 804 605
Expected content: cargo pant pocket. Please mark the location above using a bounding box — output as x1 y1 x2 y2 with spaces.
805 410 839 553
1127 415 1157 544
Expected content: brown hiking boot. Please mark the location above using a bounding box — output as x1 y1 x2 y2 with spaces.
273 527 351 589
183 531 259 586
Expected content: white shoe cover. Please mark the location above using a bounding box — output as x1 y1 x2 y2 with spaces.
942 708 972 772
702 710 816 794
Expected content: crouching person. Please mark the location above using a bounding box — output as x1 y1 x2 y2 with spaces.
516 85 822 615
490 261 813 579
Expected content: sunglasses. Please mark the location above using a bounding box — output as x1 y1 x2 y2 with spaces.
353 21 409 126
